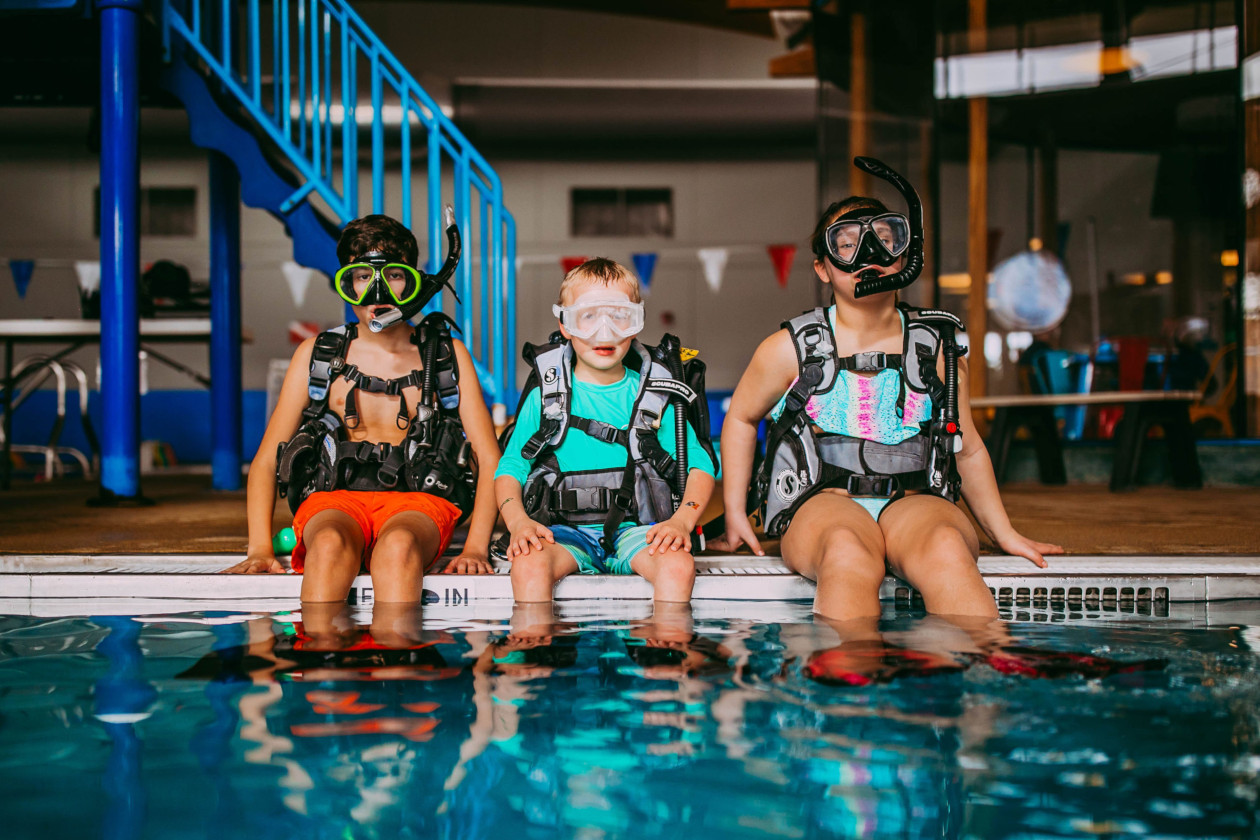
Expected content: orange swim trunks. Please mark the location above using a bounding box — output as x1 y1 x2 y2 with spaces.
290 490 462 573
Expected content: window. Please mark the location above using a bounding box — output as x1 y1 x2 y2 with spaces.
571 188 673 237
94 187 197 237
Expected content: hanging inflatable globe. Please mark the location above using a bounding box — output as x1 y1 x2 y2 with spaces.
987 250 1073 333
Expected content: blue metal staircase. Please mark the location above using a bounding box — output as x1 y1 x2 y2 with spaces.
157 0 518 404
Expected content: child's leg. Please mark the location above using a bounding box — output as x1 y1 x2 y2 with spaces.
510 541 580 603
299 602 358 649
880 494 996 617
371 510 444 603
779 492 887 621
369 601 424 648
629 547 696 603
300 509 368 602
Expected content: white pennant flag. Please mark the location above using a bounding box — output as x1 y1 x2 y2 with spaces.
282 261 315 308
697 248 729 293
74 260 101 295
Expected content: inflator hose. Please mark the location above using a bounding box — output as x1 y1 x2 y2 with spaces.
941 325 959 429
667 348 688 497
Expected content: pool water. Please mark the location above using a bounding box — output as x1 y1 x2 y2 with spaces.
1 602 1258 840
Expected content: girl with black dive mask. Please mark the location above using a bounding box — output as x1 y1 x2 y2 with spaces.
712 158 1061 621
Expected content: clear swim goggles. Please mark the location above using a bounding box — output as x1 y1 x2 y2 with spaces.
552 297 645 341
823 213 911 269
333 252 423 307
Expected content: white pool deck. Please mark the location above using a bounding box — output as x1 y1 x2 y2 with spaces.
1 554 1257 607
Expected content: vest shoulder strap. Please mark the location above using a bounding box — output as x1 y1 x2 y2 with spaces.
306 323 354 406
781 308 837 408
520 341 572 460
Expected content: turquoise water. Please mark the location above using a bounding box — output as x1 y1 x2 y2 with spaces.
1 603 1258 839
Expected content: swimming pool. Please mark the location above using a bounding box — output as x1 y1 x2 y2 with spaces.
1 601 1257 839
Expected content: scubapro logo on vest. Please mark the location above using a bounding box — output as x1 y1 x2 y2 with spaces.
543 367 559 385
774 469 803 502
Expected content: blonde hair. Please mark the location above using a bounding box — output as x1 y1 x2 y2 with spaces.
557 257 642 305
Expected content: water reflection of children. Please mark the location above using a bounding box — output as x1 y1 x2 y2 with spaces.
178 604 490 835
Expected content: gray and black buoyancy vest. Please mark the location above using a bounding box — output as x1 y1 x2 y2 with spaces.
514 334 716 549
756 303 966 536
275 313 476 518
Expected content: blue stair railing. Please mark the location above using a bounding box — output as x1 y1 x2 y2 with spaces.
158 0 517 404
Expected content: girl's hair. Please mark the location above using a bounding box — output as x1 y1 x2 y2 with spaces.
809 197 890 260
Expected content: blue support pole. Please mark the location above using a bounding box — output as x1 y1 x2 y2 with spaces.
96 0 144 503
209 153 243 491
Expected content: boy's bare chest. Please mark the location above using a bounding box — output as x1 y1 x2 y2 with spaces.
323 343 427 444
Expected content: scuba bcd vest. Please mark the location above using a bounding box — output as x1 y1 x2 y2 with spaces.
753 302 967 537
275 312 476 518
506 333 717 550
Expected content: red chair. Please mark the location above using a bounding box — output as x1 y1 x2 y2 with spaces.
1096 337 1149 439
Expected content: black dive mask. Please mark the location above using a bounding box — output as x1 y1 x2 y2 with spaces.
820 157 925 298
363 206 463 333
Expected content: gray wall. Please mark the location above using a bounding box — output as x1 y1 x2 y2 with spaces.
0 3 816 397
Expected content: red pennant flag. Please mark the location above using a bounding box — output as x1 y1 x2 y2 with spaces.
768 244 796 288
561 256 588 274
289 320 320 344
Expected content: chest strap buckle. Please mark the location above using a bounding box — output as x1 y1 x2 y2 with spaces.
847 474 896 497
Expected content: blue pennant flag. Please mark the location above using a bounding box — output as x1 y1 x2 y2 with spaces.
632 252 658 295
9 259 34 299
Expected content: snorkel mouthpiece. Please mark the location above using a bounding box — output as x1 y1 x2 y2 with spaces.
848 157 925 299
368 205 462 332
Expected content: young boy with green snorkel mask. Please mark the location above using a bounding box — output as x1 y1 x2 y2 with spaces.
226 213 502 605
495 258 717 604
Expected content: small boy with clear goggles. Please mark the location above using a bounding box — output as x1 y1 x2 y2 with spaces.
551 297 645 342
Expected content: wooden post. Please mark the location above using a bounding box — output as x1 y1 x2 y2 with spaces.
967 0 988 400
1243 1 1260 436
968 99 989 397
849 8 871 196
1038 133 1058 255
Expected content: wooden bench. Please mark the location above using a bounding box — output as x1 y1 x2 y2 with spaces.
972 390 1202 492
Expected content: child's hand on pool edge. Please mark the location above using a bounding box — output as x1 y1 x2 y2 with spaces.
994 529 1063 569
222 552 286 574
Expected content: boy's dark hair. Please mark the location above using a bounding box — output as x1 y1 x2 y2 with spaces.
809 197 890 260
336 214 419 267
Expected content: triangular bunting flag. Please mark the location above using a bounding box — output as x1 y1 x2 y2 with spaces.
9 260 34 299
282 261 314 308
74 260 101 294
697 248 729 293
768 244 797 288
562 256 588 274
289 320 321 344
631 253 658 296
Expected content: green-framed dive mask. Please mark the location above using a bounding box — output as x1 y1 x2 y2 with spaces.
333 251 423 307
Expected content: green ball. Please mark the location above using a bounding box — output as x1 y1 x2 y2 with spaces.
272 527 297 554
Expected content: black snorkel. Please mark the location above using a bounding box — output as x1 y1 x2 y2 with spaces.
367 205 462 333
847 156 924 299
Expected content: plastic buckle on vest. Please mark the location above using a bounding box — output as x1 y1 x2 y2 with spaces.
559 487 609 512
585 421 622 445
611 489 635 512
847 474 896 497
852 351 888 371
